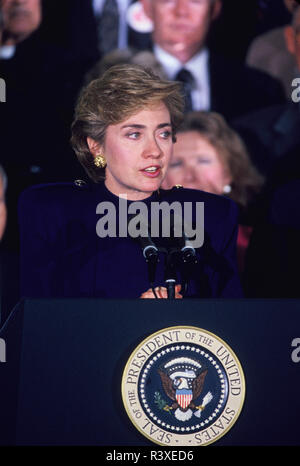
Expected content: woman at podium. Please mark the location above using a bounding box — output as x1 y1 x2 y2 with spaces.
18 64 243 299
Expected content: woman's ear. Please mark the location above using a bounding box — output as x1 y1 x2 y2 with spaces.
87 137 102 157
224 172 233 186
222 165 233 188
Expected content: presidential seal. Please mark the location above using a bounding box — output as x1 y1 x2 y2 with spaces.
121 326 245 446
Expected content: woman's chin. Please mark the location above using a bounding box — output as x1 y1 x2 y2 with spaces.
139 177 162 193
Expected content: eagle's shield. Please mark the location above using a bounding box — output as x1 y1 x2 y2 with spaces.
175 389 193 409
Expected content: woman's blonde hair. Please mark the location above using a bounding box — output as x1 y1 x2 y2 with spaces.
71 64 184 182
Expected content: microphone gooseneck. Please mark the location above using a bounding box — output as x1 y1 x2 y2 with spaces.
128 205 198 299
142 239 159 287
127 213 160 296
164 250 178 300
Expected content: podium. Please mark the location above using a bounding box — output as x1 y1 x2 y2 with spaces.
0 298 300 446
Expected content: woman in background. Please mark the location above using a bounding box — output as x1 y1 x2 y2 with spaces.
162 111 264 275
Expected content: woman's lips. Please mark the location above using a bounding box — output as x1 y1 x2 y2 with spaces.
141 166 162 178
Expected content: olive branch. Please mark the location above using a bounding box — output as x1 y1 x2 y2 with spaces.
154 391 173 414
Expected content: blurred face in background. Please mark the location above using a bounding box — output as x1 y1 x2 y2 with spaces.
284 0 299 14
162 130 231 194
0 176 6 241
1 0 41 45
142 0 221 62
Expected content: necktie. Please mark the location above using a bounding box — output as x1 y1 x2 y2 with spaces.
175 68 195 113
97 0 120 56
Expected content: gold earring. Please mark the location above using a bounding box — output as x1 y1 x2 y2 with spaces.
94 153 106 168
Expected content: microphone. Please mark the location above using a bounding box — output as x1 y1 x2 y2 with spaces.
127 214 159 293
181 233 198 265
159 214 198 298
138 233 159 285
128 211 198 298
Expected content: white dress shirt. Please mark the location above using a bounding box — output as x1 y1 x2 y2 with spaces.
93 0 130 49
154 44 211 111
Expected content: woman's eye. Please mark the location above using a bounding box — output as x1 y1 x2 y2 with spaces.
169 160 182 168
160 130 172 139
197 158 211 164
127 132 140 139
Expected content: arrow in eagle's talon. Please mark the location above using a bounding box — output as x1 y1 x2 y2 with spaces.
194 392 213 417
163 405 173 412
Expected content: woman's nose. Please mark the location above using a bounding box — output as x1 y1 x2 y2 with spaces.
184 166 197 182
143 136 162 158
173 0 189 18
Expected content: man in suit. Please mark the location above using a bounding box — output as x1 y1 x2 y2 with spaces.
232 101 300 177
92 0 152 55
246 0 298 100
233 4 300 177
141 0 286 120
0 0 91 256
0 0 97 320
0 0 41 49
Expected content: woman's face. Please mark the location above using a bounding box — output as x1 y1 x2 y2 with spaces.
162 131 231 195
100 102 174 200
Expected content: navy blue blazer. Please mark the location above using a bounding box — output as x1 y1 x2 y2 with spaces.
18 181 243 299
